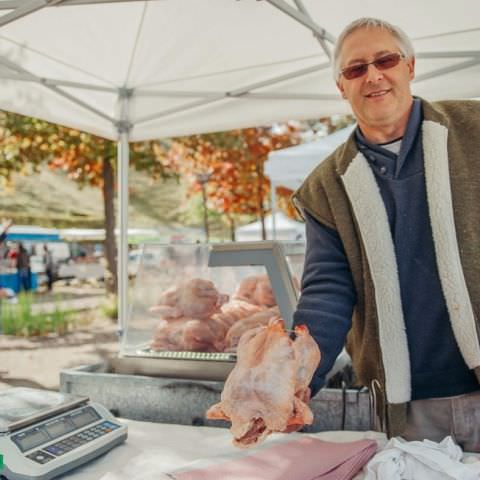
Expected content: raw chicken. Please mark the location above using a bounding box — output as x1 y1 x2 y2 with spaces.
206 319 321 448
224 307 281 351
212 300 263 334
150 317 225 352
150 278 228 319
148 279 264 353
233 275 276 308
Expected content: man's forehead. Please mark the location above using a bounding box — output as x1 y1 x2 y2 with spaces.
340 28 399 63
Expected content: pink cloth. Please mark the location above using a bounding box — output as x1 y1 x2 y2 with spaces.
170 436 378 480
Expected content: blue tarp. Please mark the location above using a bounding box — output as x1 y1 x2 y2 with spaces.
0 272 38 292
6 232 61 242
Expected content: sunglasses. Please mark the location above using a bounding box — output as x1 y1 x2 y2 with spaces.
340 53 405 80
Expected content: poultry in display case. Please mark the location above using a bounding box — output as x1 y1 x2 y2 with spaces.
120 241 304 380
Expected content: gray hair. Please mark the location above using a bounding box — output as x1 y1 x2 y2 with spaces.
333 17 415 80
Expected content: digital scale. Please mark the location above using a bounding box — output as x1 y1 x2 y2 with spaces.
0 388 127 480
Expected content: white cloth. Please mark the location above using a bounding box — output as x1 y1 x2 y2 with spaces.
364 436 480 480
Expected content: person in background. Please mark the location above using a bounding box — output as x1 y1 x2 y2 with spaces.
43 244 55 292
16 242 31 292
0 219 13 245
293 17 480 451
0 219 13 300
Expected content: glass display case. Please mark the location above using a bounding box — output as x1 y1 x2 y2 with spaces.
121 241 305 380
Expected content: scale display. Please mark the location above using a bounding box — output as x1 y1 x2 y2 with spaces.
0 388 127 480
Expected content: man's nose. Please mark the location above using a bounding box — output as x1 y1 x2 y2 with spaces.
365 63 384 82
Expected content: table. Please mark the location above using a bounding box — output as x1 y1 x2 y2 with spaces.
62 420 386 480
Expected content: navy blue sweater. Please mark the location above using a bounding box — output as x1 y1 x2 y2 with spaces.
294 99 479 399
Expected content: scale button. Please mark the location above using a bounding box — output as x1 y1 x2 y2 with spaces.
27 450 55 464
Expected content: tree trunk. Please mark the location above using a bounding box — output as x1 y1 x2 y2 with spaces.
102 155 117 294
256 161 266 240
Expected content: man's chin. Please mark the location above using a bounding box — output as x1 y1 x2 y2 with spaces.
363 105 399 125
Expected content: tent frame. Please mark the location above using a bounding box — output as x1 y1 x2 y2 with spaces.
1 0 480 334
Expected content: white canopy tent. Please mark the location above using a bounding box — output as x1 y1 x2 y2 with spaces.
1 0 479 331
236 212 305 242
266 124 355 191
265 124 355 235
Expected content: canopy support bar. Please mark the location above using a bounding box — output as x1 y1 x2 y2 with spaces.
0 71 118 92
0 55 116 124
0 0 64 28
135 61 331 125
265 0 336 44
414 58 480 83
116 89 131 341
293 0 331 59
228 61 330 96
0 0 149 9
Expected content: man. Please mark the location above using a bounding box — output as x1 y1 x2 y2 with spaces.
43 244 55 292
0 219 13 299
293 17 480 451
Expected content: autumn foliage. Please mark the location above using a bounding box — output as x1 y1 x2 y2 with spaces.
154 125 301 238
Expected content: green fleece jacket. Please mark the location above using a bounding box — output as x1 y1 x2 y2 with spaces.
293 98 480 436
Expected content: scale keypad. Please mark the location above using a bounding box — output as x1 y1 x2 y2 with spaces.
29 421 120 462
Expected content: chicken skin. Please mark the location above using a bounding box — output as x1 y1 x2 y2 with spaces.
150 317 225 352
224 307 281 350
150 278 228 319
206 319 321 448
233 275 276 308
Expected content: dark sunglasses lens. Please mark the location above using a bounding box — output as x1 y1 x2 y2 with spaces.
342 53 402 80
374 54 401 70
343 64 368 80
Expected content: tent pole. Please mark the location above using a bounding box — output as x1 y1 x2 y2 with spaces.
116 90 131 341
271 182 277 240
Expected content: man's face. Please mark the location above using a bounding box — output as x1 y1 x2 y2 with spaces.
336 27 415 130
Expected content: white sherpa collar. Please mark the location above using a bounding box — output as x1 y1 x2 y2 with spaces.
341 153 411 404
422 120 480 371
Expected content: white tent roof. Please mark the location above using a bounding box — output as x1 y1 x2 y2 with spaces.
1 1 479 141
236 212 304 241
265 124 355 190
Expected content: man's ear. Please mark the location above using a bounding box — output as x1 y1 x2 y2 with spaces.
407 57 415 80
336 80 347 99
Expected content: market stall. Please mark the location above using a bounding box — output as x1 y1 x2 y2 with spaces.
2 2 480 478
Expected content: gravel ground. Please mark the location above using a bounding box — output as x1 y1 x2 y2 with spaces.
0 316 119 391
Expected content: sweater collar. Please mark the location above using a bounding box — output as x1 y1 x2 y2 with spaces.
334 97 449 176
354 98 422 177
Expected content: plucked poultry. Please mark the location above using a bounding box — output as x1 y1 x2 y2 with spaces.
150 278 228 319
233 274 276 308
223 307 281 351
206 319 321 448
212 300 263 334
150 317 226 352
149 278 229 352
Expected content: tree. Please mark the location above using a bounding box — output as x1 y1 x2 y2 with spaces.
0 111 175 293
0 111 55 186
164 125 300 240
